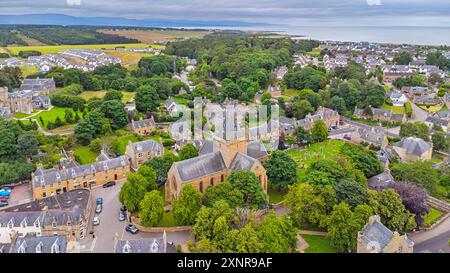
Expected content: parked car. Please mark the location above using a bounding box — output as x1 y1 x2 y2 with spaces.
120 205 127 212
125 224 139 234
0 201 8 207
0 191 10 198
0 197 8 203
93 216 100 226
95 204 102 214
103 181 116 188
118 210 125 221
97 197 103 205
0 187 12 193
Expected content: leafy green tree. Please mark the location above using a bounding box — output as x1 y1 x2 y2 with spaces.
226 171 267 209
172 184 202 225
192 200 233 241
286 183 336 228
139 190 164 227
223 225 263 253
137 165 158 191
222 82 242 100
144 152 179 182
327 96 347 114
16 132 39 157
391 161 440 193
178 143 199 160
432 131 449 151
291 99 314 119
119 173 148 212
295 126 312 144
99 100 128 130
264 151 297 190
333 179 368 208
399 122 429 141
103 89 124 102
311 120 329 143
340 143 383 178
256 212 297 253
393 52 413 65
135 84 160 113
368 189 417 232
202 182 244 208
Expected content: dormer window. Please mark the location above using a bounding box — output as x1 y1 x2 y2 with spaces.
122 242 131 253
20 218 27 228
35 242 43 253
34 219 40 228
51 242 59 253
150 240 159 253
7 219 14 229
71 169 76 178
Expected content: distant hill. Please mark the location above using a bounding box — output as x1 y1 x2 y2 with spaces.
0 14 271 28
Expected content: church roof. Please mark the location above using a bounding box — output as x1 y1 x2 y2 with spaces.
174 151 227 182
229 153 257 171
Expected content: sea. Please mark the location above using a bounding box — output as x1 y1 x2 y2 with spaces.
209 26 450 46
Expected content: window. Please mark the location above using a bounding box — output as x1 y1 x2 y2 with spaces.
199 181 204 193
210 178 214 186
51 243 59 253
221 174 224 182
34 220 40 228
42 192 46 198
123 244 131 253
52 222 57 229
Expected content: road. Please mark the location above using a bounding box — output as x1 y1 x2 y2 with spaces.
80 180 192 253
406 96 429 122
410 215 450 253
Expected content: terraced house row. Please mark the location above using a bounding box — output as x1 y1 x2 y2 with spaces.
32 151 131 200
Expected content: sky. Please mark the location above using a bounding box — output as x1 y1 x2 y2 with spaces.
0 0 449 27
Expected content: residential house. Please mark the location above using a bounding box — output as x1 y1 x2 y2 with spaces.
114 232 176 253
125 139 164 170
402 86 429 97
351 126 388 148
296 107 340 130
389 92 407 107
357 215 414 253
387 137 433 161
130 117 156 136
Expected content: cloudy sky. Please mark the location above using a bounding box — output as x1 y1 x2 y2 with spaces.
0 0 449 27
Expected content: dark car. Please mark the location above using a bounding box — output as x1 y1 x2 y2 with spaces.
103 181 116 188
0 201 8 207
125 224 139 234
118 210 125 221
120 205 127 212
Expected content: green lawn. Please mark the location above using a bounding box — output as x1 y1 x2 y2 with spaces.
286 140 345 180
382 103 405 114
14 112 32 119
424 208 444 227
114 134 140 155
302 235 336 253
74 146 99 165
32 107 83 128
78 91 135 104
158 211 177 227
282 89 301 97
268 187 286 204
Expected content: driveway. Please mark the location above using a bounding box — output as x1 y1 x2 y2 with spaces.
406 96 429 122
2 183 33 209
80 180 192 253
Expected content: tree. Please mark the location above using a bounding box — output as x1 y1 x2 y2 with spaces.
99 100 128 130
340 143 383 178
139 190 164 227
16 132 39 157
311 120 329 143
192 200 233 241
178 143 199 160
327 96 347 114
333 179 368 208
135 85 160 113
103 89 124 102
393 52 412 65
391 161 440 194
399 122 429 141
226 171 267 209
291 99 314 119
264 151 297 190
172 184 202 225
256 212 297 253
390 182 429 226
144 152 179 183
286 183 336 228
432 131 449 151
202 182 244 208
295 126 312 144
368 189 417 232
222 82 241 100
137 165 158 191
223 225 263 253
118 173 148 212
327 203 372 253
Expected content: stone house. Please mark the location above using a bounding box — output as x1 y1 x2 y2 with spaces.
351 126 388 148
297 107 340 130
387 137 433 162
125 139 164 170
32 152 130 200
130 117 156 136
114 232 176 253
357 215 414 253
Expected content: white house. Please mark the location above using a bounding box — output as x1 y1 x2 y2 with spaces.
390 92 408 107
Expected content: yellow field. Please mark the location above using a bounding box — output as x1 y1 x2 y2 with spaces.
21 66 39 77
103 50 153 67
79 91 135 104
98 29 211 44
6 43 150 55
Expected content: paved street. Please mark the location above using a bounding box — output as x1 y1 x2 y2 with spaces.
410 215 450 253
80 180 192 253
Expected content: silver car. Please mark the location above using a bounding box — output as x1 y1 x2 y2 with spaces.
95 204 102 214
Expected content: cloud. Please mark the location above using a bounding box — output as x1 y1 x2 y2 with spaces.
66 0 81 6
366 0 382 6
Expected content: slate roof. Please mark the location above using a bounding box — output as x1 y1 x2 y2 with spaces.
114 238 176 253
0 211 42 228
247 141 269 160
393 137 432 156
131 117 155 130
131 139 163 154
229 153 257 171
199 140 214 155
368 172 396 190
360 220 394 251
174 151 227 182
356 126 386 146
11 235 67 253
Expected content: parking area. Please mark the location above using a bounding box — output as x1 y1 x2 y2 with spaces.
1 183 33 209
79 180 192 253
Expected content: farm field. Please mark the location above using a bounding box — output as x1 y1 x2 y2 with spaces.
15 34 47 46
302 235 336 253
78 91 135 103
98 29 211 44
6 43 148 55
103 50 153 67
286 140 345 180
